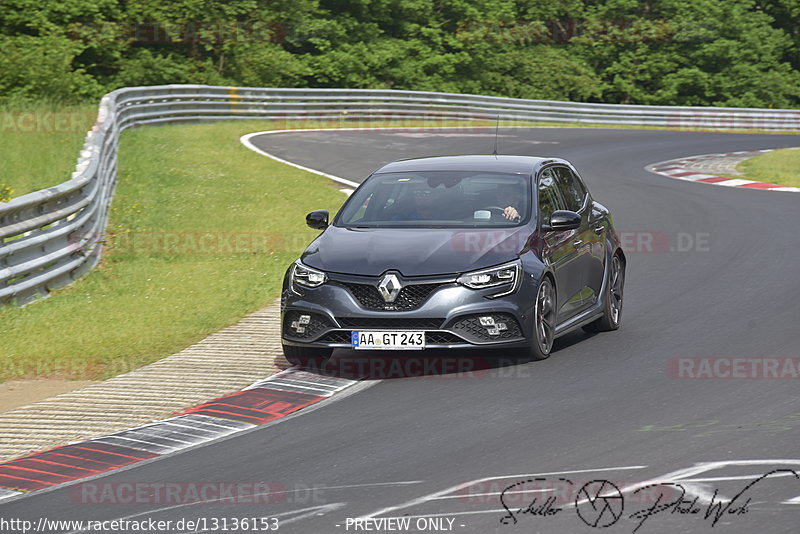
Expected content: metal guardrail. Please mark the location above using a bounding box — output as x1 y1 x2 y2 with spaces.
1 84 799 305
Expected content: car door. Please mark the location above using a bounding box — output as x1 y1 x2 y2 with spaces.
553 165 604 309
537 167 584 322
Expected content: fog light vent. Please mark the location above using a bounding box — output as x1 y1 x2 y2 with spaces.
452 314 523 342
283 312 330 340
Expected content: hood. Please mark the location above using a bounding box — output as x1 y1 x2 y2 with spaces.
301 226 530 276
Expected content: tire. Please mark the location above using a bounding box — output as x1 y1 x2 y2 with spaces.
525 276 556 361
282 344 333 367
583 253 624 333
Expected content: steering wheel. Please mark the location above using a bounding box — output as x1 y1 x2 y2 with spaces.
481 206 507 214
480 206 518 221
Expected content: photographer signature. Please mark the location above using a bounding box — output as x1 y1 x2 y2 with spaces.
499 469 799 531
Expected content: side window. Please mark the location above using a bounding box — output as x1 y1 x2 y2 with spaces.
537 168 564 225
554 166 587 212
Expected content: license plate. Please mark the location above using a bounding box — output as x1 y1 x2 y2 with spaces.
351 331 425 350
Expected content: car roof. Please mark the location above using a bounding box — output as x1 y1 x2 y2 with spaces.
375 155 558 175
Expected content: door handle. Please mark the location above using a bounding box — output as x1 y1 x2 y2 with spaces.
573 239 583 248
593 225 605 235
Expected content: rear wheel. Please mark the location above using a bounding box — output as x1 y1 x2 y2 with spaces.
282 344 333 367
583 254 624 333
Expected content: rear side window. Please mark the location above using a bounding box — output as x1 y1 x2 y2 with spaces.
553 166 587 212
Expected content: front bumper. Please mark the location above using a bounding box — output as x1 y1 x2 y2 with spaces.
281 273 536 351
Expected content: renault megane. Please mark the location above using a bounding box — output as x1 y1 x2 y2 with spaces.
281 155 625 365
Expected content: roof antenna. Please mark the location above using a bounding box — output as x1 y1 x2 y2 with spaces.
492 115 500 157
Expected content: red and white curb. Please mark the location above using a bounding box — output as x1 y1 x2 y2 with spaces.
646 149 799 192
0 369 360 501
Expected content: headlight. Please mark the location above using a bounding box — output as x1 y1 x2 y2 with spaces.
457 260 521 298
291 260 327 293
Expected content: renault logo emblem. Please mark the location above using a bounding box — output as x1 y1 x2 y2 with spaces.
377 273 402 303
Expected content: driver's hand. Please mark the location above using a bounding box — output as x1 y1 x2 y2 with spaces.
503 206 520 221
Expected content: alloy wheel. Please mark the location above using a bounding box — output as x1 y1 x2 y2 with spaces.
535 279 556 355
609 255 624 326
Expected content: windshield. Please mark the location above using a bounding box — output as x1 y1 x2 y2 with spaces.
336 170 531 228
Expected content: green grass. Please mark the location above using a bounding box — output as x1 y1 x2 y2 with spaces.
0 120 346 381
733 147 800 188
0 104 96 199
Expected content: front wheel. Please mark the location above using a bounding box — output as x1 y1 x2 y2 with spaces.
282 344 333 367
522 277 556 362
583 254 624 333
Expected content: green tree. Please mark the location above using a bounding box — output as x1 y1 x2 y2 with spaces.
575 0 800 107
0 0 797 107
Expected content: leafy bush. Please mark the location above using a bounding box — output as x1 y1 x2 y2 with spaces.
0 0 797 107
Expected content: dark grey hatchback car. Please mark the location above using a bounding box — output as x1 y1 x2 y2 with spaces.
281 155 625 365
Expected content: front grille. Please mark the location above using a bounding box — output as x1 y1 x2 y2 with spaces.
317 331 353 344
336 317 445 329
451 314 523 343
341 282 446 311
426 332 465 344
283 311 332 340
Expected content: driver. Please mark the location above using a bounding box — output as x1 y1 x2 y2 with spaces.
392 182 437 221
496 184 523 222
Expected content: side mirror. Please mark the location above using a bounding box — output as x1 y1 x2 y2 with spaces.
543 210 581 231
306 209 329 230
